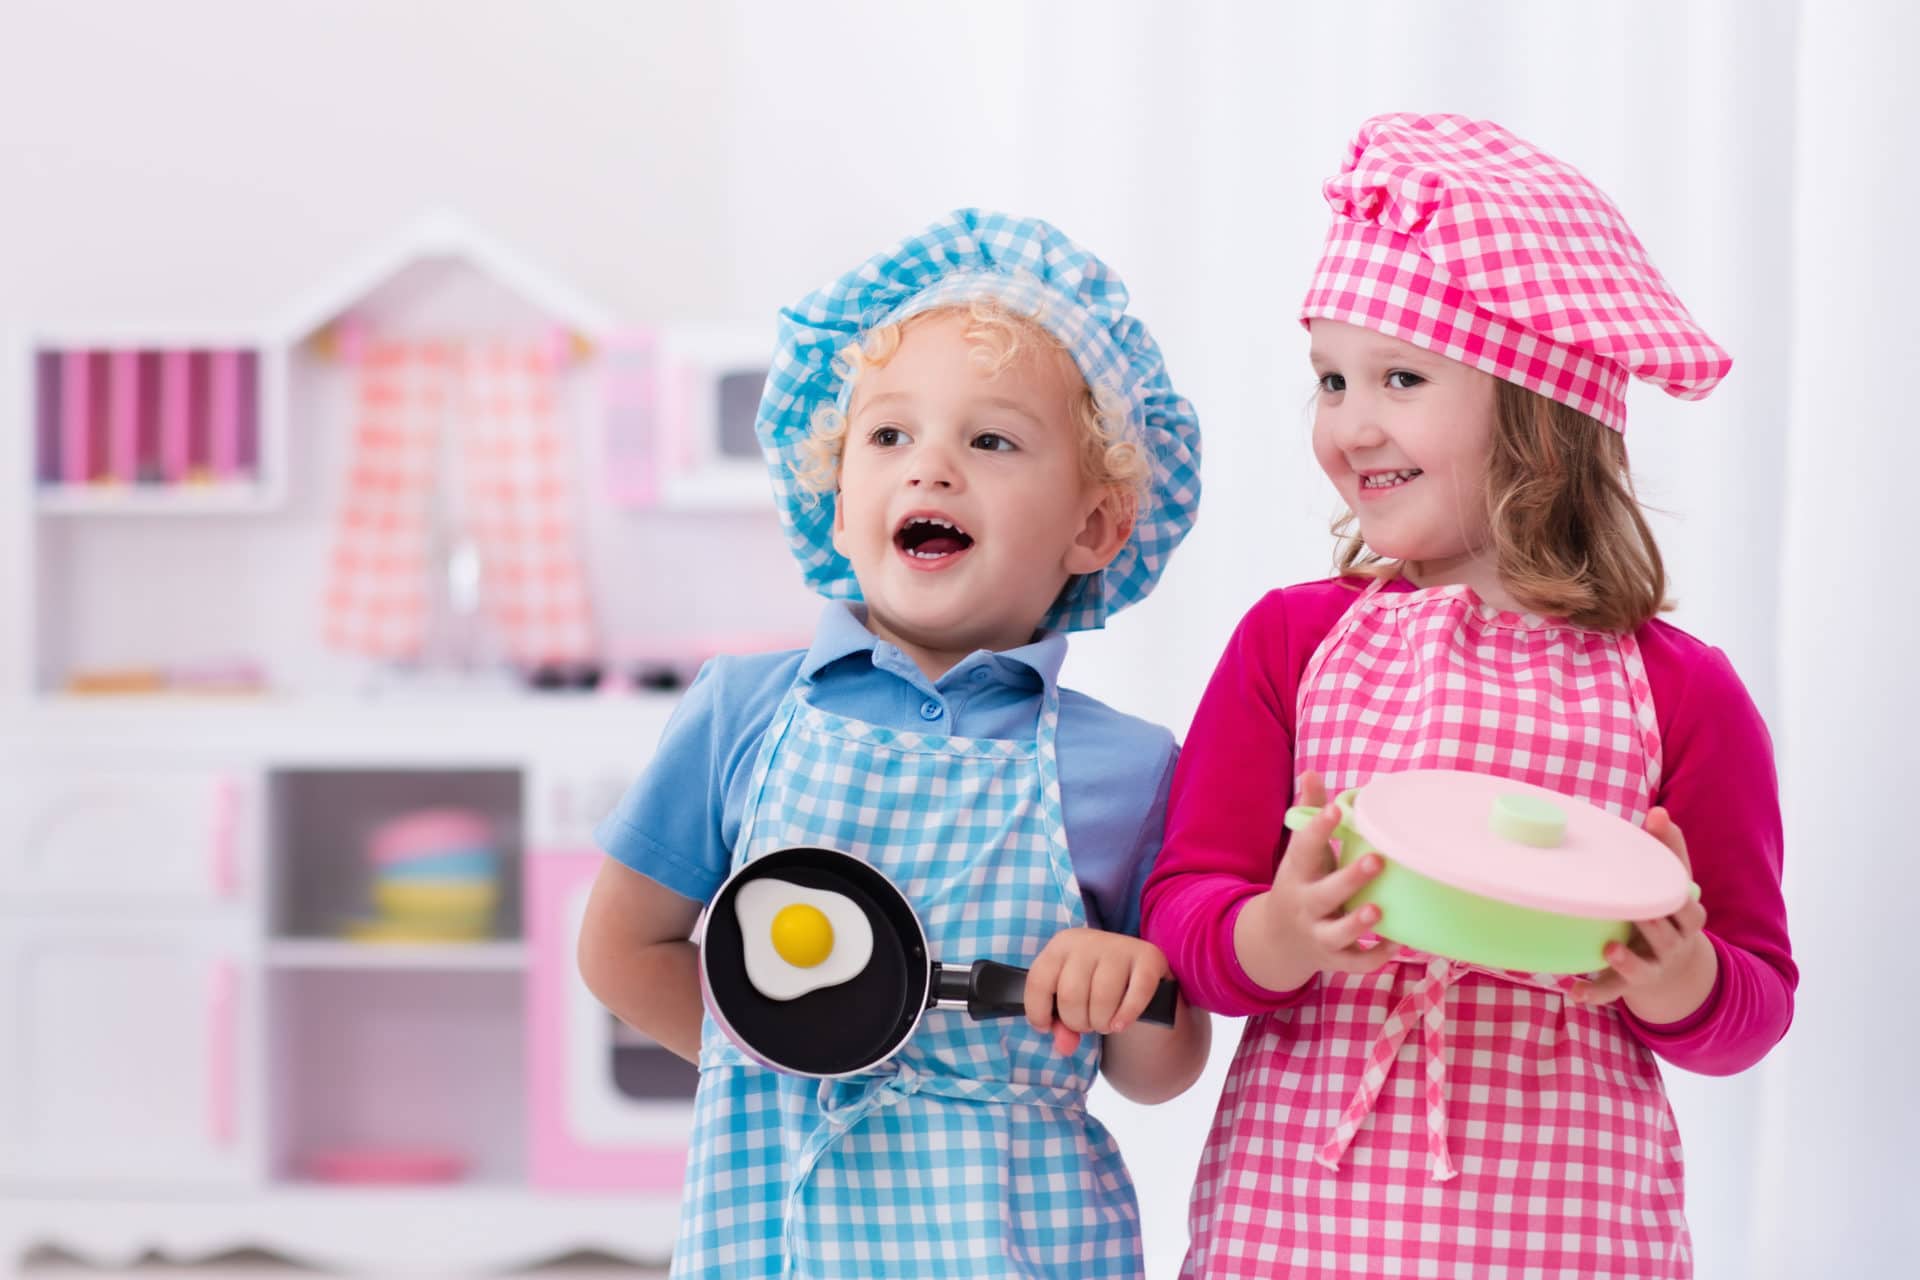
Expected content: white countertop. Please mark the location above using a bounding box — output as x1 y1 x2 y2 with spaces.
3 691 681 764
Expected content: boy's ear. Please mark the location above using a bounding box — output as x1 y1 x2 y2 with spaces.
1062 486 1135 576
829 488 848 558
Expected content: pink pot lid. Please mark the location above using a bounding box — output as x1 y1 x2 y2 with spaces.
1350 769 1690 920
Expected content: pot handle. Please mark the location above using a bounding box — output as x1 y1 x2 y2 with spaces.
935 959 1179 1027
1284 802 1362 841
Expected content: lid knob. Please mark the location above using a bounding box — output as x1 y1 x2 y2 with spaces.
1490 793 1567 848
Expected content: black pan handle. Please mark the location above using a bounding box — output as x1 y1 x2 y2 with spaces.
934 959 1179 1027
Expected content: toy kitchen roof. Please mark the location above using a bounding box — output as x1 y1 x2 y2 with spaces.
270 210 619 348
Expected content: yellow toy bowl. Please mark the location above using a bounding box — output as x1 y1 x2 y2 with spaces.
373 880 500 919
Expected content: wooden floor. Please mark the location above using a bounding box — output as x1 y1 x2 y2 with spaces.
18 1251 665 1278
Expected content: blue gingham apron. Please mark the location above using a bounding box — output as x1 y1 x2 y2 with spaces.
670 671 1145 1279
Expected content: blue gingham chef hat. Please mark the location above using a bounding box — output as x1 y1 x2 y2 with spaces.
755 208 1202 632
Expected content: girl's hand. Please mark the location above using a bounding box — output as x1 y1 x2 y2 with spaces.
1233 771 1401 994
1024 928 1173 1056
1568 807 1719 1023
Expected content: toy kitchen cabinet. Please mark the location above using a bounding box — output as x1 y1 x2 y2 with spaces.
0 720 699 1277
0 214 818 1276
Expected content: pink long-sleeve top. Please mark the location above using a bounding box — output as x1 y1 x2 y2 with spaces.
1141 577 1797 1076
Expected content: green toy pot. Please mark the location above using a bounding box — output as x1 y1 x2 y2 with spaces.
1282 770 1696 976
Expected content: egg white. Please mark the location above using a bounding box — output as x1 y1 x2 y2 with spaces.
734 877 876 1001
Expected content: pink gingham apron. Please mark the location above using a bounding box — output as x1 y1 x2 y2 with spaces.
1183 577 1691 1278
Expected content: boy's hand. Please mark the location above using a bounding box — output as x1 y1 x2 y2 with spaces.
1024 928 1172 1056
1568 807 1718 1022
1235 771 1402 994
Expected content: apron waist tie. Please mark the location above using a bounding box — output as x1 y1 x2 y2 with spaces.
782 1062 1087 1275
1317 953 1460 1183
1315 953 1578 1183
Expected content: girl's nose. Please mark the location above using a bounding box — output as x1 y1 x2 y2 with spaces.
1327 398 1389 451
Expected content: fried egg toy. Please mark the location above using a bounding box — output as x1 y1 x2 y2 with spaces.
733 877 875 1001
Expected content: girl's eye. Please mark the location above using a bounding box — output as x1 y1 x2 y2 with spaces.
1316 373 1346 393
971 432 1015 452
867 425 908 447
1386 371 1426 390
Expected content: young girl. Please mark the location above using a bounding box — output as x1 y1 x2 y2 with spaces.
579 209 1211 1279
1142 115 1796 1278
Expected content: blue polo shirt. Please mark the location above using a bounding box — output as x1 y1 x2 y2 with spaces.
595 603 1177 936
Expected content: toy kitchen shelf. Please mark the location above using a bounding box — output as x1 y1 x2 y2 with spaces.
0 705 699 1277
31 344 279 514
0 214 821 1276
13 212 813 707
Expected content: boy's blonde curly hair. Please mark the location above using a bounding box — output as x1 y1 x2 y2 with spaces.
793 298 1151 513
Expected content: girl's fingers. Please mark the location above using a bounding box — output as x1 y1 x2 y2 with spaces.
1023 945 1063 1034
1645 807 1693 875
1672 898 1708 937
1602 939 1656 985
1303 850 1383 915
1299 771 1330 809
1570 971 1628 1006
1328 941 1402 974
1313 902 1381 952
1276 804 1342 887
1636 916 1682 960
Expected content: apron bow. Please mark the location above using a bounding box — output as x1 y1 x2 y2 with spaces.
1317 953 1575 1182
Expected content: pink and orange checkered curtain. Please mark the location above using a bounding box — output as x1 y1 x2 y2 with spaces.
323 339 596 666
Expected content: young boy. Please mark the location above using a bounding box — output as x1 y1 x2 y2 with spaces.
578 209 1208 1279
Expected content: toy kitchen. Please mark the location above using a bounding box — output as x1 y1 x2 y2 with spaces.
0 213 820 1276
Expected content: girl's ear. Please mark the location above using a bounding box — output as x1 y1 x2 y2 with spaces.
1062 486 1135 576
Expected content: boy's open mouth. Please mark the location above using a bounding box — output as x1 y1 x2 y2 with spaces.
894 515 975 561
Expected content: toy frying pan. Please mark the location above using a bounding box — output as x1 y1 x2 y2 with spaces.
699 845 1179 1078
1284 768 1696 975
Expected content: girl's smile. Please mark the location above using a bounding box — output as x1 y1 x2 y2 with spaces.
1355 467 1425 498
1309 319 1500 584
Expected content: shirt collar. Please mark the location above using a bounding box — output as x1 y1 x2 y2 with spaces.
801 602 1065 693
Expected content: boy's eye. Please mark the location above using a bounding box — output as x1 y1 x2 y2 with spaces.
1386 371 1425 390
867 425 908 447
971 432 1015 452
1316 373 1346 393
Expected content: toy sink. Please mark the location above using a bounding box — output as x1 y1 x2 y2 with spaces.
1283 769 1695 975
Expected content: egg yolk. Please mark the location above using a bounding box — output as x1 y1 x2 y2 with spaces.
770 903 835 969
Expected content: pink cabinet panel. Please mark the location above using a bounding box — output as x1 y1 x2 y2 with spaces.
525 850 692 1192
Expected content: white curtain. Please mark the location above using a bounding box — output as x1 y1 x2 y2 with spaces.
719 2 1908 1273
1753 3 1919 1275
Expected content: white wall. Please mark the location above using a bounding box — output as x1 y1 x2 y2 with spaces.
0 1 823 695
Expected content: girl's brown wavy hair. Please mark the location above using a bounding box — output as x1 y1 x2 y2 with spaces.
1334 380 1671 632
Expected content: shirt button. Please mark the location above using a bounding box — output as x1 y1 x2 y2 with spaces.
919 698 943 721
969 667 991 683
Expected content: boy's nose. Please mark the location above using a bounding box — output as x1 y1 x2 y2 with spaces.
906 444 963 490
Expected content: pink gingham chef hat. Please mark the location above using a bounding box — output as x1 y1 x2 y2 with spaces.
1299 113 1732 432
